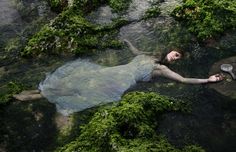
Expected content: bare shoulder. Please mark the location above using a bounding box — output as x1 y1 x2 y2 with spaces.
153 64 168 70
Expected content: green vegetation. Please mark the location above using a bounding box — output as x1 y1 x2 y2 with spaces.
55 92 204 152
72 0 106 14
0 81 25 105
108 0 132 13
48 0 68 12
143 5 161 20
22 1 130 57
171 0 236 40
72 0 132 14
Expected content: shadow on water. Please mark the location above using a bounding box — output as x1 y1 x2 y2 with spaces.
0 0 64 151
0 99 57 152
157 89 236 152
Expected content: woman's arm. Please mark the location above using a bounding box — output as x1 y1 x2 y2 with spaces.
124 39 152 55
152 64 223 84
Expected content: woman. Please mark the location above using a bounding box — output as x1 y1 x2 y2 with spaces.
14 39 223 115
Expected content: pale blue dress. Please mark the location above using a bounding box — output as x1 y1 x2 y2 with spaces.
39 55 155 115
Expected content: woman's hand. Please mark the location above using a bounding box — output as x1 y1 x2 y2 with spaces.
208 74 224 82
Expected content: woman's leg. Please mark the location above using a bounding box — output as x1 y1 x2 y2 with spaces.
13 89 44 101
21 90 40 95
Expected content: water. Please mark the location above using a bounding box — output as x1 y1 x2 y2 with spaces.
87 2 236 152
1 0 236 151
39 55 155 115
0 1 66 151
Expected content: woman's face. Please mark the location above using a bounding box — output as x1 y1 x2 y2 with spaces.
166 51 182 62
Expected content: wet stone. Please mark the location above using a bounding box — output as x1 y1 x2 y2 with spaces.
209 56 236 99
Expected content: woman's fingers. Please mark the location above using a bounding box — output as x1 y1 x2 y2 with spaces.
208 74 224 82
215 73 224 81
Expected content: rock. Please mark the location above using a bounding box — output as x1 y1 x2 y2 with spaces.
209 56 236 99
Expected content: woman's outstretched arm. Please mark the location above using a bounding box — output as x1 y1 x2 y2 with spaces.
124 39 152 55
152 64 223 84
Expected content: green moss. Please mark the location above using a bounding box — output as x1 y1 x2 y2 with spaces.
22 7 128 57
171 0 236 40
0 81 26 105
143 5 161 20
72 0 106 14
108 0 132 13
55 92 203 152
48 0 68 12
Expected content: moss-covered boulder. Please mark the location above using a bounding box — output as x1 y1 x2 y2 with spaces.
22 0 133 57
55 92 204 152
171 0 236 41
22 8 128 57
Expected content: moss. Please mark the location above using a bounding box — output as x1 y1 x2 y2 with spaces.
108 0 132 13
171 0 236 41
55 92 203 152
48 0 68 12
0 81 26 105
143 5 161 20
4 38 21 53
72 0 106 14
22 8 128 57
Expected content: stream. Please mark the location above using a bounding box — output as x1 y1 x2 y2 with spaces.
1 0 236 151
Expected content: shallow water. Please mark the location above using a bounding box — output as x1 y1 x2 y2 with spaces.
1 0 236 151
89 2 236 152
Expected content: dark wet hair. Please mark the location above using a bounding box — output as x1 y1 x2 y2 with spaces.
155 48 185 65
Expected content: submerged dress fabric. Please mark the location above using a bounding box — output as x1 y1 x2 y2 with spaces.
39 55 155 115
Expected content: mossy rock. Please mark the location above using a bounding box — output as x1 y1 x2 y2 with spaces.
171 0 236 41
22 7 128 57
55 92 204 152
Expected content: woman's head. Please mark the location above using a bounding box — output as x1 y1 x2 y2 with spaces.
166 50 182 62
156 48 184 65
